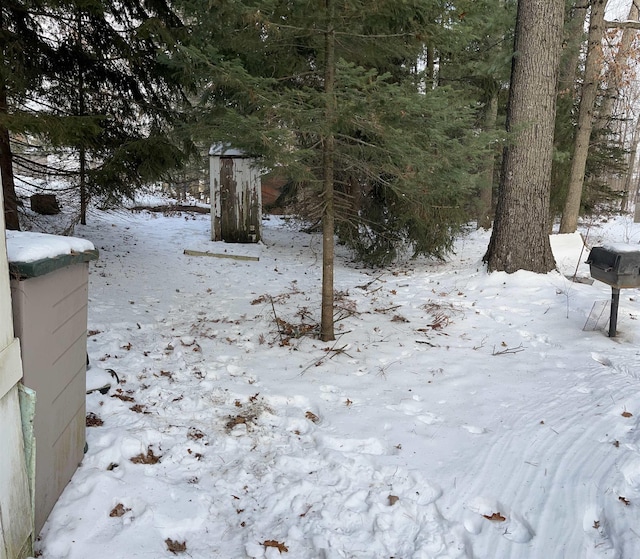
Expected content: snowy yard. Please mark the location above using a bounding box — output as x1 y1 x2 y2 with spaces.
34 208 640 558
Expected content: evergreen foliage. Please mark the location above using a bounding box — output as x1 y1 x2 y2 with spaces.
2 0 192 225
174 0 492 265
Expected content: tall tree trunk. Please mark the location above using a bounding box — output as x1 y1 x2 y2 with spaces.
477 90 498 230
623 116 640 212
484 0 564 273
320 0 336 342
598 1 638 134
426 42 435 89
77 10 88 226
0 84 20 231
558 2 589 99
559 0 607 234
0 4 20 231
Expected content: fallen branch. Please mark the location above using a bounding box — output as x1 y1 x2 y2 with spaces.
492 343 525 355
270 296 284 345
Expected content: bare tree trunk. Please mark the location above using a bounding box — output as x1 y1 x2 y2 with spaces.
559 0 607 234
477 91 498 230
598 2 638 133
558 2 588 98
484 0 564 273
623 117 640 212
634 177 640 222
426 42 435 89
0 83 20 231
320 0 336 342
77 11 88 226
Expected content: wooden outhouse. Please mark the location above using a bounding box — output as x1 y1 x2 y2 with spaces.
209 144 262 243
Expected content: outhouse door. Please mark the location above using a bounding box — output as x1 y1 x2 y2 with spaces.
0 181 33 559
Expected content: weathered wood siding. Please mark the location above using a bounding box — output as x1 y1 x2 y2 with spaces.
210 156 262 243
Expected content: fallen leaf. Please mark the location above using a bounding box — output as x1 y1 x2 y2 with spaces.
305 411 319 423
226 415 248 430
622 411 633 418
130 447 161 464
388 495 400 506
263 540 288 553
619 496 630 506
165 538 186 554
109 503 130 517
129 404 147 414
483 512 506 522
593 520 600 529
111 392 135 402
86 412 103 427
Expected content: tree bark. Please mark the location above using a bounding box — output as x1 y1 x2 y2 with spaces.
623 116 640 212
559 0 606 234
484 0 564 273
320 0 336 342
77 10 88 226
477 91 498 230
0 84 20 231
599 2 638 132
558 2 588 99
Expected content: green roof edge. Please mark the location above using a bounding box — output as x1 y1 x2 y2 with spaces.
9 249 99 280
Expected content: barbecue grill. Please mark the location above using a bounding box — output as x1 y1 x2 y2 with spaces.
586 246 640 337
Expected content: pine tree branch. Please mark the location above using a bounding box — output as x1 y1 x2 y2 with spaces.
268 22 415 38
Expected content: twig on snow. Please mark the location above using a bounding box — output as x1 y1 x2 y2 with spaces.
492 343 525 355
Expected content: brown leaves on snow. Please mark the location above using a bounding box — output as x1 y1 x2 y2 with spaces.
483 512 506 522
262 540 288 553
86 412 104 427
305 411 320 423
130 447 161 464
165 538 187 554
109 503 130 517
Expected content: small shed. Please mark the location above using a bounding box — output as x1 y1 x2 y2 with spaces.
209 144 262 243
7 231 98 534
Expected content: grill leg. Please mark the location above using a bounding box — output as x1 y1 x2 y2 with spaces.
609 287 620 337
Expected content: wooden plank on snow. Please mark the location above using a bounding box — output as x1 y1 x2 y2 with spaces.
183 249 260 261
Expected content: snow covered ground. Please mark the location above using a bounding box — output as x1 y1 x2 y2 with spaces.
32 207 640 559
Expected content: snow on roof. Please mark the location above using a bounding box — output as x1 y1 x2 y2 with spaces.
601 242 640 253
208 143 248 157
6 230 95 263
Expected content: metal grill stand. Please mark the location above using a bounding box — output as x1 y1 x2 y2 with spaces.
609 287 620 338
586 246 640 338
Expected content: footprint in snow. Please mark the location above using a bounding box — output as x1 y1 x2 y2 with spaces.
462 424 486 435
464 496 534 544
582 505 617 558
591 352 613 367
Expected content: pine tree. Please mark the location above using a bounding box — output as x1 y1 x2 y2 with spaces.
0 0 57 230
2 0 192 229
174 0 491 338
437 0 516 229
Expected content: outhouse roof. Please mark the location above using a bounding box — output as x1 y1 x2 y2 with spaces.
209 143 248 157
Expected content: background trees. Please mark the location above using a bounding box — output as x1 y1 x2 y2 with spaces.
174 0 495 338
3 0 640 281
1 0 191 230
